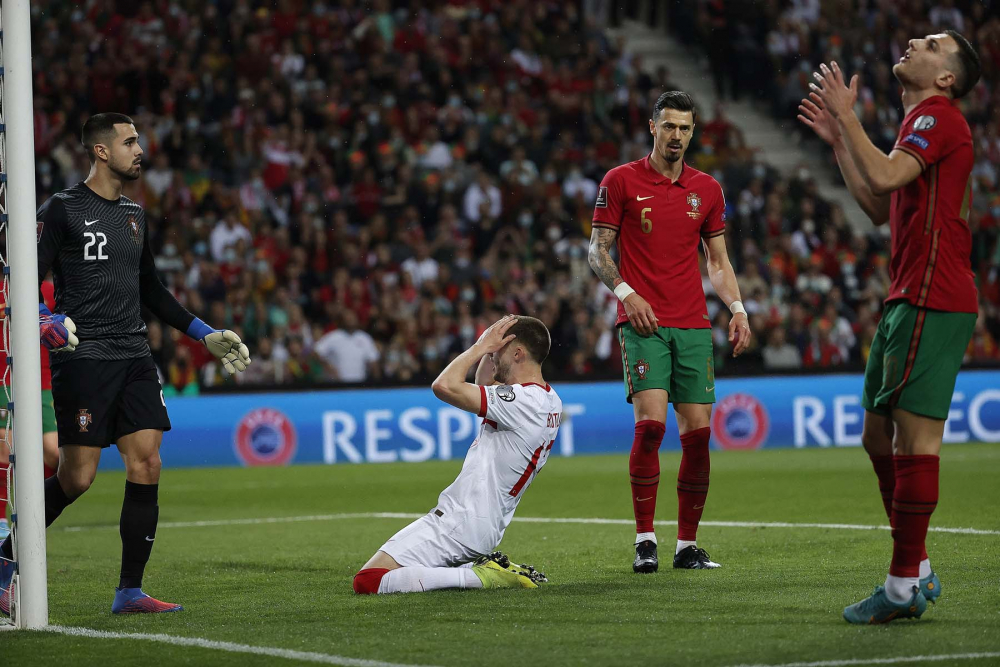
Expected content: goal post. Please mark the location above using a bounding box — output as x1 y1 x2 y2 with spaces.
1 0 49 629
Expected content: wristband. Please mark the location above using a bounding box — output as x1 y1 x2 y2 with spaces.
729 300 747 316
613 282 636 302
186 317 216 341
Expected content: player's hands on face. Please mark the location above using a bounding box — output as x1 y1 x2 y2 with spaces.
797 96 840 145
475 314 517 355
203 329 252 374
623 293 658 337
809 62 858 121
729 312 751 358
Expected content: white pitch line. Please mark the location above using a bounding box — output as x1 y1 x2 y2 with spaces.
726 652 1000 667
43 625 442 667
58 512 1000 536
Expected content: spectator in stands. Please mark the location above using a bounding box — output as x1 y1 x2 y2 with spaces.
762 326 803 371
313 311 381 384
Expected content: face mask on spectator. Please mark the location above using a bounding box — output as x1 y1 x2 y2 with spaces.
519 211 534 227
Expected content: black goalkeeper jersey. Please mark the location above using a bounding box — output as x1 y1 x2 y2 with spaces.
36 182 196 365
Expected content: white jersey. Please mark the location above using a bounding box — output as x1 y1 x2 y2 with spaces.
433 382 562 554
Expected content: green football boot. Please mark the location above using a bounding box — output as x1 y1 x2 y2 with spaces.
920 571 941 604
843 586 927 625
472 558 538 589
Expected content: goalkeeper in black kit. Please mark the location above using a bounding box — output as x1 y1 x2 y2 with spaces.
0 113 251 615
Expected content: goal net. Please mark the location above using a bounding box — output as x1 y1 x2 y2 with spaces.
1 0 50 630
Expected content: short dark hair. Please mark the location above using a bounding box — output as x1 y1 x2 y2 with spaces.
81 113 135 163
508 316 550 364
652 91 697 123
944 30 981 99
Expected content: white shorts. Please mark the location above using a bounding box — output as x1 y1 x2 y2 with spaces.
379 513 483 568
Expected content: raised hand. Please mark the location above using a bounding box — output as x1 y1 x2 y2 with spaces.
475 314 518 354
808 61 859 122
798 96 841 145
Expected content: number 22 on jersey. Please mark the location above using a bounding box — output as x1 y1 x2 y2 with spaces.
84 231 108 260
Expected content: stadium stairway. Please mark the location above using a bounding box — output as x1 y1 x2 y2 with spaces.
611 19 876 232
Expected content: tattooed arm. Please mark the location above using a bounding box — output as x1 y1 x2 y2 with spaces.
588 227 658 336
588 227 624 291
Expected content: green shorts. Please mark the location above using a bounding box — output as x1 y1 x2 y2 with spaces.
0 390 56 434
42 389 57 434
617 324 715 404
862 301 975 420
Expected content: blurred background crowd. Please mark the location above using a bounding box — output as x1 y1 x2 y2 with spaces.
18 0 1000 394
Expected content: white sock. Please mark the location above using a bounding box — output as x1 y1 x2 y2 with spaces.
635 531 656 545
884 574 918 604
676 539 697 555
377 566 483 594
919 558 932 579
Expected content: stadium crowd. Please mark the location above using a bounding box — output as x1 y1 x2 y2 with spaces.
20 0 1000 394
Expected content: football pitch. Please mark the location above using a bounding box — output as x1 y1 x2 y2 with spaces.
3 443 999 667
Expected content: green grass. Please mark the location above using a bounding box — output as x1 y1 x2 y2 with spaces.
3 444 1000 666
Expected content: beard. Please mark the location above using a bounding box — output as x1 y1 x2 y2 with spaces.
494 357 511 384
110 158 142 181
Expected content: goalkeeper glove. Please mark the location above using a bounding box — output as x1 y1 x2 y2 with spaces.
187 318 251 374
39 304 78 353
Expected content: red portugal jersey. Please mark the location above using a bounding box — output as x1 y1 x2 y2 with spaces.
592 156 726 329
889 95 977 313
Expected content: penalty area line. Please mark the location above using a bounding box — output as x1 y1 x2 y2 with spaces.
725 651 1000 667
58 512 1000 536
42 625 443 667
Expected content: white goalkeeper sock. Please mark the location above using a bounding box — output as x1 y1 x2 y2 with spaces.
377 566 483 594
919 558 932 579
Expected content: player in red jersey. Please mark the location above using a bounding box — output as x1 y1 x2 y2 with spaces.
589 91 751 573
800 30 981 623
0 280 61 538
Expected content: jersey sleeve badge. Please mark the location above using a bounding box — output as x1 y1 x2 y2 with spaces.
496 385 516 402
595 186 608 208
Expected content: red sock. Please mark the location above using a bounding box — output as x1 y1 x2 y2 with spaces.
890 455 939 578
872 455 928 561
353 568 389 595
629 420 666 533
44 464 56 479
677 427 711 541
869 455 895 520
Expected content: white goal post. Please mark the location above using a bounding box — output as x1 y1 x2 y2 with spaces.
1 0 49 629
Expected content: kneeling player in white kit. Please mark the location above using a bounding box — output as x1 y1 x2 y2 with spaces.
354 315 562 594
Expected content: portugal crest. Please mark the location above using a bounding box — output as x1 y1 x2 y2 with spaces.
686 192 702 219
634 359 650 381
77 409 93 432
128 216 141 244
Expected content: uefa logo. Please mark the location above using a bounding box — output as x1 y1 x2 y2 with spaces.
711 393 770 450
234 407 297 466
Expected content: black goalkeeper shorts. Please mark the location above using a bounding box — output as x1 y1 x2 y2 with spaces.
51 356 172 448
